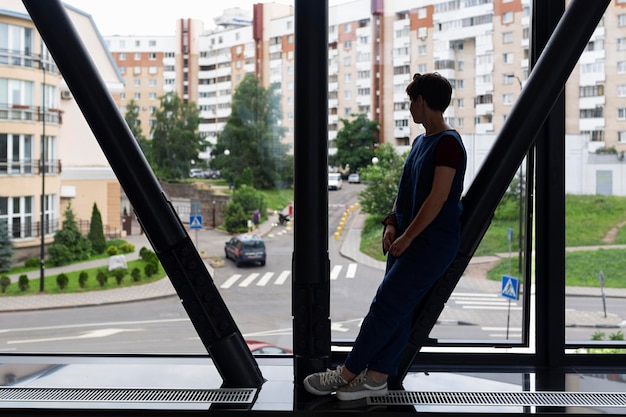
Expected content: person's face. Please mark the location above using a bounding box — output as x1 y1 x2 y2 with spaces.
409 95 424 123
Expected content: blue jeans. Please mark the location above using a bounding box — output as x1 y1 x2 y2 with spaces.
344 235 458 376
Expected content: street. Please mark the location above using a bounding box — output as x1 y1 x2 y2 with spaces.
1 184 623 354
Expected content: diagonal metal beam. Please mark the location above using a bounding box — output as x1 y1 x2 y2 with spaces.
389 0 611 388
22 0 264 388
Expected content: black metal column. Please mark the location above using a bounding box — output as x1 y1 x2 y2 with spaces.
389 0 610 387
532 0 567 398
292 0 331 385
22 0 264 388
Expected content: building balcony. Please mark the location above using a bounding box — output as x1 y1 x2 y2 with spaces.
0 159 62 176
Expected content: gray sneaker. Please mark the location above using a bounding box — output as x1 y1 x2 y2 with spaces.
303 365 348 395
335 370 388 401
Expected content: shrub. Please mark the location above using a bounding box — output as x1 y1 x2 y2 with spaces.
0 275 10 293
78 271 89 288
106 245 119 256
145 262 158 277
119 243 135 254
24 257 40 268
18 274 29 292
139 246 150 260
112 268 127 285
131 267 141 282
56 273 69 290
96 270 108 287
48 202 91 266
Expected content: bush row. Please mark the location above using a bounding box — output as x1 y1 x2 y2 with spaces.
0 247 159 294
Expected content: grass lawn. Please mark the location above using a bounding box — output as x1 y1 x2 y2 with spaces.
359 194 626 288
0 259 165 296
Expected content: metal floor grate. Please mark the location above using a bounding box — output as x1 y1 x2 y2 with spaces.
367 391 626 408
0 387 256 404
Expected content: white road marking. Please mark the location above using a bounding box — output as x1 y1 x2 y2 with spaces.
330 265 342 280
220 274 242 289
274 270 291 285
346 263 357 278
239 273 259 287
256 272 274 286
8 328 140 345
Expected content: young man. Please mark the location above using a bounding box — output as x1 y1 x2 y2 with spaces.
304 73 467 401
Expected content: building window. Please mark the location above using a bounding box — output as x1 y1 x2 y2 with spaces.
503 31 514 43
133 66 141 75
149 53 157 60
502 11 513 24
134 53 141 60
618 108 626 120
344 23 352 32
119 53 126 61
502 52 514 64
134 79 141 87
619 131 626 143
503 93 514 105
0 196 35 239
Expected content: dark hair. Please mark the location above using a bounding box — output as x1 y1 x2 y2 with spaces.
405 72 452 112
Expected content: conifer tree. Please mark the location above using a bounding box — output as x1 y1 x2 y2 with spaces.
0 220 14 273
88 203 107 254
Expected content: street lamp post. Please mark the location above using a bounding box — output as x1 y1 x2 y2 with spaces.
506 74 524 274
39 55 46 292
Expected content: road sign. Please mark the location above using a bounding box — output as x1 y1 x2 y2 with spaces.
501 275 519 300
190 215 203 229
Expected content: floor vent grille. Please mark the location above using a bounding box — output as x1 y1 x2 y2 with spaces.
0 387 256 404
367 391 626 408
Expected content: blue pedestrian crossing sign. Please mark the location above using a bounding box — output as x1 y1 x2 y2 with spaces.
501 275 519 300
189 215 203 229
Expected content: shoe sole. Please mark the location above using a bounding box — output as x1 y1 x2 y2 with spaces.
303 378 334 396
336 386 388 401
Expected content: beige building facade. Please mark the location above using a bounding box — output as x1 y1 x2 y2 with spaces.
0 0 125 261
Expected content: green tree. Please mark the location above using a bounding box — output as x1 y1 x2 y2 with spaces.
223 185 267 233
150 92 204 180
330 113 380 173
358 143 406 217
48 202 92 266
211 74 289 189
124 99 150 156
88 203 107 254
0 219 14 272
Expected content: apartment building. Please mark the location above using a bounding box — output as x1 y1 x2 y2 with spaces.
0 1 125 259
104 0 626 158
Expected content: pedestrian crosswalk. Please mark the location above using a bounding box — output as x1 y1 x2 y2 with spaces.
218 264 358 289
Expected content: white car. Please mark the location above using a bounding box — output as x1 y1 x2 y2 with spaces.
348 173 360 184
328 173 343 190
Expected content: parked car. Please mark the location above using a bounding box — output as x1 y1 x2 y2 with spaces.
348 173 360 184
189 168 204 178
246 340 292 355
328 172 343 190
224 234 266 267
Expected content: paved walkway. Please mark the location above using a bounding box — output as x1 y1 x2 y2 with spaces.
2 209 625 329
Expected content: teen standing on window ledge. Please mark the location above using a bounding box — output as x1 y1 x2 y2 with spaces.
303 73 467 401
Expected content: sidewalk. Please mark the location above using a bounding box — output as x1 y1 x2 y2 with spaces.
1 209 625 329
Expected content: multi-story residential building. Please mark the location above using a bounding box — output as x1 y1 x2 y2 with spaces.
103 0 626 158
1 1 125 260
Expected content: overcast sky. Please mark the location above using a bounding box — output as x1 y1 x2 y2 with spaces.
63 1 351 37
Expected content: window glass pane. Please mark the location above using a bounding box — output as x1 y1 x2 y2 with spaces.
564 8 626 356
